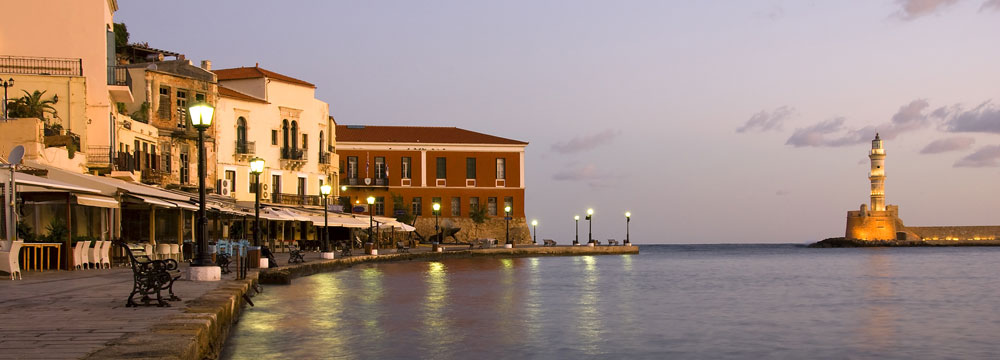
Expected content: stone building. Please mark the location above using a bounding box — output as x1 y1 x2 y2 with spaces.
845 134 1000 243
120 58 219 190
336 125 531 243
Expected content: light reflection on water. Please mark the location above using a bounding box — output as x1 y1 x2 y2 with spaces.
223 245 1000 359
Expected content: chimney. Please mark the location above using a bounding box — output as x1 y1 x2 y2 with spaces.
201 60 212 71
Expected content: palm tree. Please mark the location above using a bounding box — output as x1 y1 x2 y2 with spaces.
7 90 58 121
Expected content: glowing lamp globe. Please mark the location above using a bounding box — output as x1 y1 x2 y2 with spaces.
531 219 538 226
320 184 332 195
574 215 580 221
432 203 441 211
188 102 214 129
249 157 265 174
366 196 375 205
504 206 511 214
625 211 631 218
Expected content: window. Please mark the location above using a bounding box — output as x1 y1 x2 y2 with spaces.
302 133 308 149
469 197 480 216
281 120 289 149
142 143 150 170
236 117 248 153
249 171 257 193
466 157 476 179
374 157 386 179
412 197 422 216
195 92 205 102
158 87 170 118
401 157 411 179
272 175 282 196
487 197 498 216
175 90 188 128
436 157 447 179
347 157 358 179
271 130 278 145
225 170 236 192
291 121 299 150
496 158 506 179
150 145 157 170
179 152 190 184
375 196 385 216
162 143 172 173
451 197 461 216
504 197 513 214
319 131 324 158
297 177 307 196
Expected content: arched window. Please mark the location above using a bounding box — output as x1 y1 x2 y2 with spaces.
319 131 325 156
281 119 289 150
236 117 247 145
290 121 299 151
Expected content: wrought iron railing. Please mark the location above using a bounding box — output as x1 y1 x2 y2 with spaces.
280 147 306 160
235 141 255 155
269 193 322 206
86 146 111 165
107 65 131 87
0 55 83 76
318 152 331 164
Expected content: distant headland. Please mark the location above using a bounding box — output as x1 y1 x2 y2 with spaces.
814 134 1000 248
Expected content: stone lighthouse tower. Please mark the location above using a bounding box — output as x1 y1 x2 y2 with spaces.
869 133 886 211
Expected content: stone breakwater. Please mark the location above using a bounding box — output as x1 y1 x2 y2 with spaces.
809 237 1000 247
260 245 640 285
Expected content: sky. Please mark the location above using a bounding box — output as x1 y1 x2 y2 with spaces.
117 0 1000 244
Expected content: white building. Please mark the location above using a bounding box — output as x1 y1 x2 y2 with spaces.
213 65 338 207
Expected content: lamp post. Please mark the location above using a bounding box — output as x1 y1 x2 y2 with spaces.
504 205 512 247
188 101 219 281
574 215 580 245
531 219 538 245
432 202 441 251
586 208 594 245
249 158 264 247
625 211 631 245
320 185 333 258
367 196 375 254
2 78 13 119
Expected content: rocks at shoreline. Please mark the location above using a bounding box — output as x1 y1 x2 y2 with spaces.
808 237 1000 247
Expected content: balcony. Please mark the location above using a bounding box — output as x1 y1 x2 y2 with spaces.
318 152 331 164
107 65 133 103
141 168 169 185
279 147 307 170
270 193 322 206
340 177 387 188
235 141 255 161
0 55 82 76
86 146 112 168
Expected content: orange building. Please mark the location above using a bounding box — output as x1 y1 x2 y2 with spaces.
336 125 531 243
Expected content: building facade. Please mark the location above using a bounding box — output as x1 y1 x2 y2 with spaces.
336 125 530 243
213 65 337 206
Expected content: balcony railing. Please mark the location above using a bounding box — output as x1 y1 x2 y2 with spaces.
86 146 112 166
340 178 388 187
343 178 358 186
270 193 322 206
107 65 131 87
0 55 82 76
114 151 159 173
318 152 331 164
280 147 307 161
374 178 388 186
141 168 169 185
235 141 255 155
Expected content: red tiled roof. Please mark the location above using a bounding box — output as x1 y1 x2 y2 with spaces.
218 86 268 104
214 65 316 88
336 125 528 145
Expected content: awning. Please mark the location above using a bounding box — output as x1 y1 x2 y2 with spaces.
169 200 198 211
75 194 119 209
3 172 102 194
270 207 311 222
127 194 176 208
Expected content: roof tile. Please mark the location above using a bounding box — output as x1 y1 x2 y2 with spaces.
336 125 528 145
214 65 316 88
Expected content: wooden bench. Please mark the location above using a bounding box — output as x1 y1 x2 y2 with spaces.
288 247 306 264
115 240 181 307
607 239 619 246
396 241 410 253
543 239 557 247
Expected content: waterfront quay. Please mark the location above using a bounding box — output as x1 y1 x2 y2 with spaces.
0 245 637 359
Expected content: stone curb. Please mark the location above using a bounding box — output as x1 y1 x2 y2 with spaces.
82 274 258 360
260 245 639 285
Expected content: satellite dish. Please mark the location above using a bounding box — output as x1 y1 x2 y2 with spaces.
7 145 24 166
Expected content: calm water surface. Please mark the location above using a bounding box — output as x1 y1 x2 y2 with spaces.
222 245 1000 359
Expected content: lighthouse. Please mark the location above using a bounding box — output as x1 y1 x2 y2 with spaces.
869 133 886 211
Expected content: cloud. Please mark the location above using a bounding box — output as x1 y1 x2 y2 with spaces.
736 106 795 133
785 99 937 147
550 129 621 154
893 0 959 20
920 137 975 154
941 101 1000 133
552 163 619 188
982 0 1000 12
955 145 1000 167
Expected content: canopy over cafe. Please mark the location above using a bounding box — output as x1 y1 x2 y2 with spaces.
2 162 413 272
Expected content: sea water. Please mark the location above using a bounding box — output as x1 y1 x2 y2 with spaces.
221 244 1000 359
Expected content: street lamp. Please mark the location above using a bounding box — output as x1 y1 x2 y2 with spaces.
188 101 218 281
586 208 594 245
531 219 538 244
367 195 375 254
432 202 441 241
2 78 13 119
504 205 512 247
249 157 265 248
320 185 333 257
574 215 580 245
625 211 631 245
